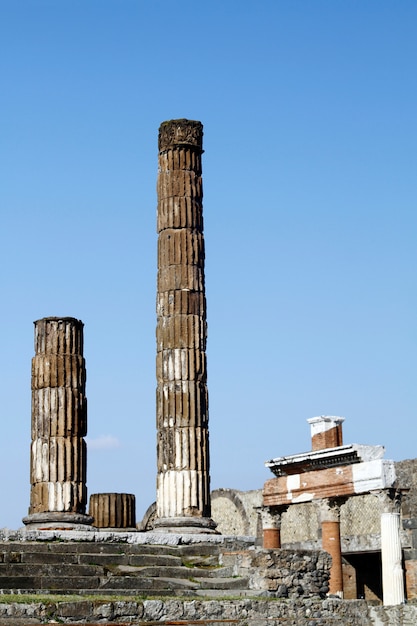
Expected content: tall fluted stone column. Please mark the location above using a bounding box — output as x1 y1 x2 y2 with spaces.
155 119 216 533
23 317 92 529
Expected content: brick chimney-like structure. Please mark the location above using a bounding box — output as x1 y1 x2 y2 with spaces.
308 415 344 451
154 119 216 533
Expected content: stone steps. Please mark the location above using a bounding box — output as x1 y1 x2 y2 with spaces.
0 540 251 598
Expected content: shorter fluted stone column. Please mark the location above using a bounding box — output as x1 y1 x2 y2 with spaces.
23 317 92 529
89 493 136 530
318 498 344 597
381 512 405 605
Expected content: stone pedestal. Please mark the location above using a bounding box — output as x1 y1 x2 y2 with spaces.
23 317 92 529
155 119 216 534
89 493 136 530
381 512 405 605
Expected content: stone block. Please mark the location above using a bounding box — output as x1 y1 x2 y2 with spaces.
89 493 136 529
156 314 207 351
157 264 204 291
158 229 205 267
156 380 208 428
56 600 93 618
31 355 85 390
157 348 207 382
31 388 86 437
157 197 203 231
157 289 206 317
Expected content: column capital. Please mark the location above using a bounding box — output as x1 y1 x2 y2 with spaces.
316 497 346 522
373 488 403 513
158 119 203 152
258 505 288 530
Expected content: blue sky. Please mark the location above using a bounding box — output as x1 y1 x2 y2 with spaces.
1 1 416 529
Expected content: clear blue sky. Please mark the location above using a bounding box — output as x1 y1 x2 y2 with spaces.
1 1 416 529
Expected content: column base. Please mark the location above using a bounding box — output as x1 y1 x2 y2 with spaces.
22 512 94 530
153 516 219 534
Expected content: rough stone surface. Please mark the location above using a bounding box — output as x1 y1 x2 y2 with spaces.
396 459 417 518
0 598 417 624
238 548 331 598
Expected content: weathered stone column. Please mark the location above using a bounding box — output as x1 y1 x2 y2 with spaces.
318 498 344 597
154 119 216 533
23 317 92 529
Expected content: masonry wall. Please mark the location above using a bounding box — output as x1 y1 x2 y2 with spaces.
2 598 417 625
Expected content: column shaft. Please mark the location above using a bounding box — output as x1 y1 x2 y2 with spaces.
381 512 405 605
155 119 215 533
23 317 92 529
322 520 343 596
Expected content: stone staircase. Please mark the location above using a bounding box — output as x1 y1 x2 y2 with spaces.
0 540 256 598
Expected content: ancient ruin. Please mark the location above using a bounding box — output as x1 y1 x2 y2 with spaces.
154 119 216 533
0 120 415 624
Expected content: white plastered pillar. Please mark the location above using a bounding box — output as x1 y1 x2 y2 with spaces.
381 511 405 605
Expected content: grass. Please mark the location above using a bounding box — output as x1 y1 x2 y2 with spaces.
0 593 141 604
0 593 286 603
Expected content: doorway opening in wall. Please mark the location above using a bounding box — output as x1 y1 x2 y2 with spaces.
342 551 382 602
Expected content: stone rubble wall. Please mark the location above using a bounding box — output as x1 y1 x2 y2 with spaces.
1 598 417 625
395 459 417 518
229 548 331 598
